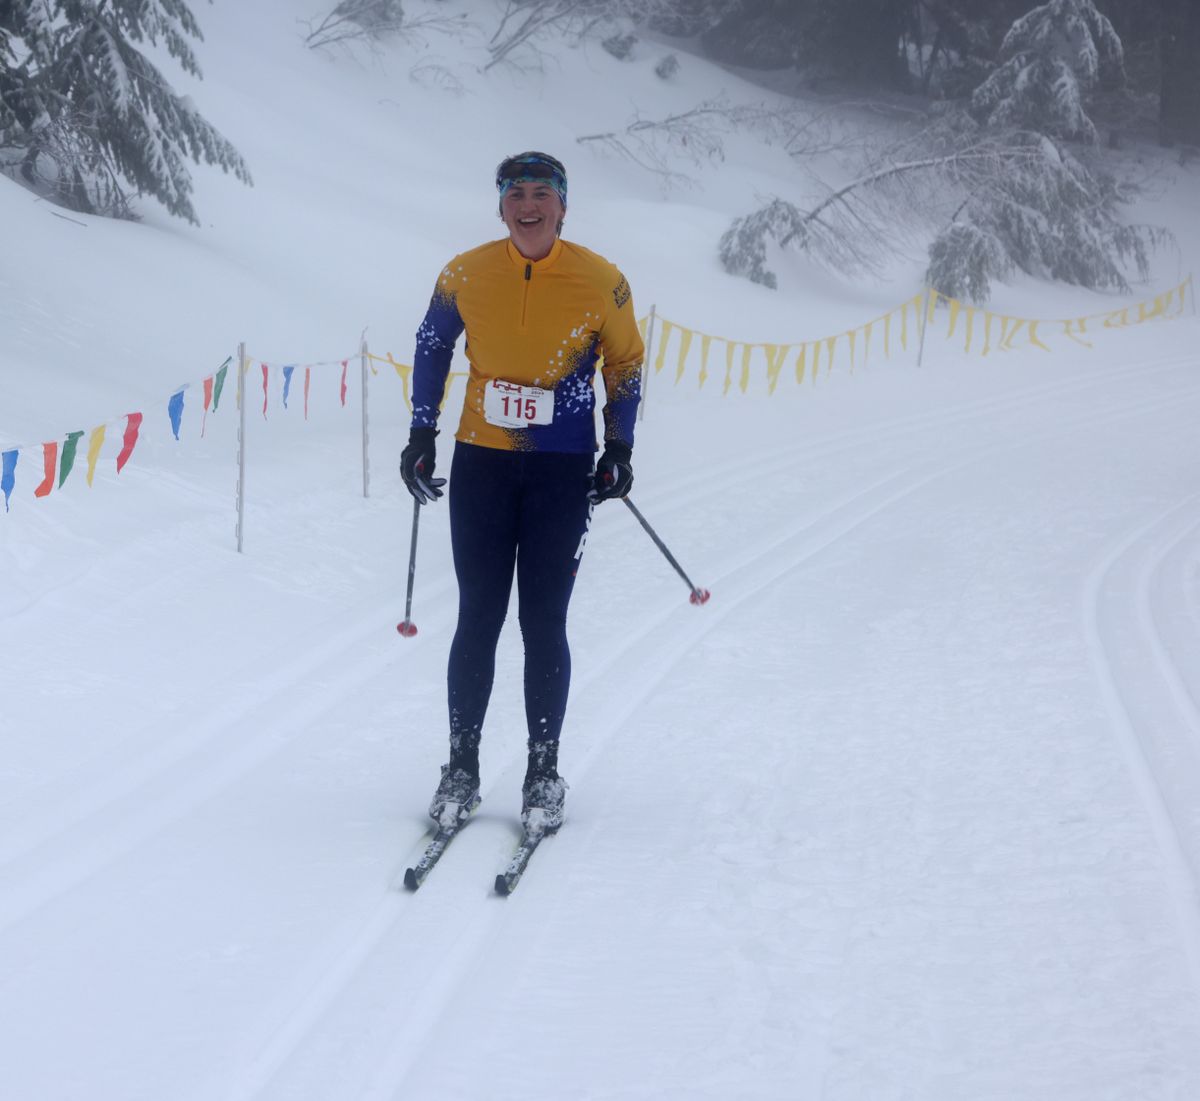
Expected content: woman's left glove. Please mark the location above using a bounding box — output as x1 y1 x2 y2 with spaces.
400 427 447 505
588 440 633 503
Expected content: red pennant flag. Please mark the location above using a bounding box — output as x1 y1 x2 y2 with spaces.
340 360 348 407
202 376 214 437
261 363 269 419
34 442 58 498
116 412 143 473
304 366 311 421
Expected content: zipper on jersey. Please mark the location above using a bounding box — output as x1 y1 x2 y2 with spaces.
520 262 531 329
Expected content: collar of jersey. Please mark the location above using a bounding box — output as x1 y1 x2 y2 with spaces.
506 238 563 271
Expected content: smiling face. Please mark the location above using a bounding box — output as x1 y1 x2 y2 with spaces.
500 180 565 261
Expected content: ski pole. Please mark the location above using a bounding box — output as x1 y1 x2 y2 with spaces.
622 497 711 605
397 497 421 637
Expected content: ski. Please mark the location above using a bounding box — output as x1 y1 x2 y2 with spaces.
494 826 554 896
403 799 479 891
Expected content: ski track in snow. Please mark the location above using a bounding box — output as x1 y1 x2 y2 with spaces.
5 3 1200 1093
4 353 1190 937
1084 496 1200 988
197 355 1200 1101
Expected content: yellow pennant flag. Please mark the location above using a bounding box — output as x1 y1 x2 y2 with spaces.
861 322 872 365
824 334 837 375
996 316 1012 351
698 334 712 388
981 312 995 356
1062 317 1093 347
674 327 693 383
1001 318 1027 351
1102 306 1130 328
882 312 891 358
811 337 821 382
961 306 975 354
85 425 106 487
900 301 909 351
1027 321 1050 351
654 320 674 374
795 343 808 386
723 340 737 395
739 344 753 393
763 344 790 393
944 296 962 340
924 290 937 325
388 353 414 411
1137 290 1172 323
846 328 857 371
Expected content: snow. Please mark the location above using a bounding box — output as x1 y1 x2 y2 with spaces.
3 2 1200 1098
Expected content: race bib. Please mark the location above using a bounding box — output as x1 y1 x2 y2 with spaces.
483 379 554 428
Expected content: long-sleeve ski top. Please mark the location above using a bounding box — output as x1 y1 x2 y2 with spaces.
410 237 644 453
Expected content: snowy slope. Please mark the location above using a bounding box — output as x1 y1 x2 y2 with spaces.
3 2 1200 1099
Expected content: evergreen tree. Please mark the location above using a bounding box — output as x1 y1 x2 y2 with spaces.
926 129 1161 301
926 2 1166 302
1159 0 1200 145
699 0 912 87
969 0 1125 143
0 0 250 222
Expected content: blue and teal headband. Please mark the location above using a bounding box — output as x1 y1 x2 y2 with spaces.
495 152 568 211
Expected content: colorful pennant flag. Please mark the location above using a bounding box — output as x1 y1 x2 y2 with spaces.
212 361 228 412
116 412 143 474
35 442 57 498
282 365 295 409
202 376 213 436
2 449 17 511
168 389 185 440
86 425 105 486
59 430 84 488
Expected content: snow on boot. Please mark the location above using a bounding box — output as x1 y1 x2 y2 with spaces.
428 764 480 829
521 771 567 834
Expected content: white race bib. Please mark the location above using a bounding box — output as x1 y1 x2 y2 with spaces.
483 379 554 428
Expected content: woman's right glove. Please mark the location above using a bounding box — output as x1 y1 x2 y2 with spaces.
588 440 633 503
400 427 447 505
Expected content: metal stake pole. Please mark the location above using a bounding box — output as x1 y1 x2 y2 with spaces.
916 287 931 368
361 336 370 498
638 304 657 422
236 341 247 553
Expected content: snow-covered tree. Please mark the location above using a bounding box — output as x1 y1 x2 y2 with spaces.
926 129 1162 301
0 0 250 223
923 1 1166 302
304 0 406 50
970 0 1125 143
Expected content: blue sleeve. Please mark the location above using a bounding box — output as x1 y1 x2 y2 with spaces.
598 272 645 447
601 369 642 449
411 284 464 430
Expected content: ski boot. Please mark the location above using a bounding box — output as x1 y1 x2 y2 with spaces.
428 764 480 829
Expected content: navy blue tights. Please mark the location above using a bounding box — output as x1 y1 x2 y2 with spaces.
446 442 593 775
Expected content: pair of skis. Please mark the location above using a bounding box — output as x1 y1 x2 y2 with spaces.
403 808 552 895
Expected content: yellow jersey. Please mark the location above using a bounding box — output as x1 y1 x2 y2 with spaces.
411 237 644 452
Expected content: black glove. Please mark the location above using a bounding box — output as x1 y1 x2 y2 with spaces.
588 440 633 503
400 427 446 505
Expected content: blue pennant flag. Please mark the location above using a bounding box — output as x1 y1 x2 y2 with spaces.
168 389 185 440
282 365 295 409
1 449 16 512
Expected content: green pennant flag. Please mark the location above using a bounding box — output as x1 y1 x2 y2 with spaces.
212 361 229 412
59 430 85 488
